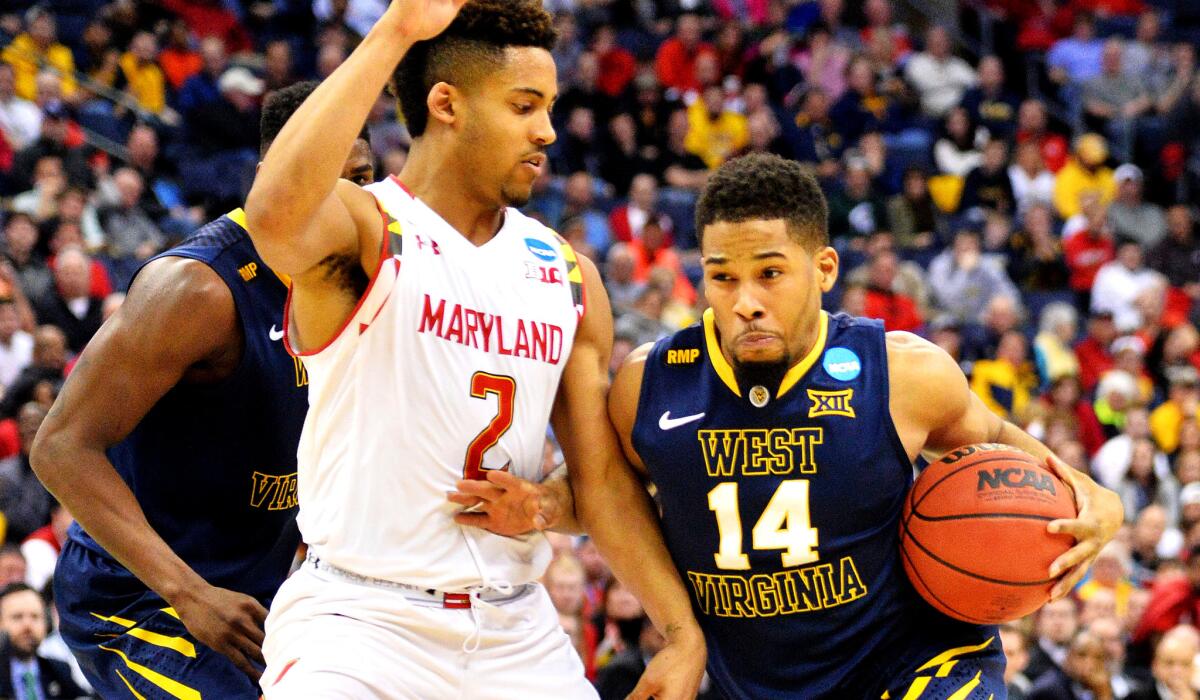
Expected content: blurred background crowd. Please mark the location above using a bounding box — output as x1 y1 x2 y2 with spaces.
3 0 1200 696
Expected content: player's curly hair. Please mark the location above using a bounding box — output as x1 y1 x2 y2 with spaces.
695 154 829 250
260 80 370 154
392 0 557 138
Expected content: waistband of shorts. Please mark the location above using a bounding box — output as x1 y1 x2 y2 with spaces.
303 553 533 608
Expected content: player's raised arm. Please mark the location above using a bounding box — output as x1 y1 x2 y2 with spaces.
886 330 1124 599
30 258 268 679
551 256 705 700
244 0 465 276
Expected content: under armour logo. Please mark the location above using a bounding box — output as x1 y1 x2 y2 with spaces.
414 235 441 255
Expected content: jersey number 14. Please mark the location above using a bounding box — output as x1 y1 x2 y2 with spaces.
708 481 819 569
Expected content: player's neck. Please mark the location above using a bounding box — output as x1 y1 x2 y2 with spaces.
397 144 505 247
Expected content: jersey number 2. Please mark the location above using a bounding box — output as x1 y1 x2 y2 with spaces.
707 481 819 569
464 372 516 480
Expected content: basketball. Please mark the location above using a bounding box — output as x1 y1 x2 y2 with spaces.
899 444 1077 624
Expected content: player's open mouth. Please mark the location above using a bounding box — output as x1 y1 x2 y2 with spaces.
520 154 545 173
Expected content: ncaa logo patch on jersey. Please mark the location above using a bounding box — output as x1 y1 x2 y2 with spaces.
822 347 862 381
525 237 558 262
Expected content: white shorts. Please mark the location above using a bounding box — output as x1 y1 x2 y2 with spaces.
260 561 598 699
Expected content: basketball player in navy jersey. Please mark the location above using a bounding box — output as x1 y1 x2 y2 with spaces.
28 81 374 699
452 153 1123 698
599 154 1124 698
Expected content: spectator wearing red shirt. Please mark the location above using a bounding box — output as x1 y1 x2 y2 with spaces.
158 19 202 91
654 14 716 95
1016 98 1070 172
1043 375 1109 455
1076 309 1119 392
1071 0 1146 18
593 26 635 98
1132 544 1200 646
609 174 672 245
629 218 696 306
1063 203 1116 306
862 251 923 333
160 0 252 54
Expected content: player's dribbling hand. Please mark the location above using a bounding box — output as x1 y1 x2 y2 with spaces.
448 469 564 536
381 0 469 42
626 630 706 700
1043 454 1125 600
172 584 269 681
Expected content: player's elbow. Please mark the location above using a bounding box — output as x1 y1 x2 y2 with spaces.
28 425 68 490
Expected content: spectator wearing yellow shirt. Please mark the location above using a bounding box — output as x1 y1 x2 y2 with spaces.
1 8 77 102
1076 541 1136 619
684 85 747 170
1052 133 1115 219
117 32 166 115
971 329 1037 420
1150 366 1200 454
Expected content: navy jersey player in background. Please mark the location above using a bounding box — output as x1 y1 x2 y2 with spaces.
27 81 374 699
600 154 1125 699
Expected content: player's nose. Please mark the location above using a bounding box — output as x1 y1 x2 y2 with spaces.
731 287 765 320
531 110 555 147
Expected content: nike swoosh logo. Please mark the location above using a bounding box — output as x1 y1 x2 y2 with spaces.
659 411 705 431
269 325 285 342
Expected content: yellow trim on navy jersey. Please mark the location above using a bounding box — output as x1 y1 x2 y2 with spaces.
226 208 248 230
702 308 740 397
946 671 983 700
225 207 292 287
115 670 148 700
778 311 829 398
913 637 995 673
98 646 202 700
91 611 198 658
702 309 830 399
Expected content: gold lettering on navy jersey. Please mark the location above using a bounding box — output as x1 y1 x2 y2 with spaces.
686 555 867 618
250 472 298 510
293 356 308 388
697 428 823 477
666 348 700 364
237 262 258 281
807 389 855 418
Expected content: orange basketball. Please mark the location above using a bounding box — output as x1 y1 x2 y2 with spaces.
899 443 1077 624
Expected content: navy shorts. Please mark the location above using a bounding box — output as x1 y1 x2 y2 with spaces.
880 635 1007 700
54 539 261 699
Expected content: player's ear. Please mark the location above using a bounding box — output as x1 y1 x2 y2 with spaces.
426 82 457 127
814 246 839 293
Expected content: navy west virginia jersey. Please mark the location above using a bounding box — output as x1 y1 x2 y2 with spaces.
55 210 308 698
632 311 1003 699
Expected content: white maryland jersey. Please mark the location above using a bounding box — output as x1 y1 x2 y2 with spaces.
287 176 583 590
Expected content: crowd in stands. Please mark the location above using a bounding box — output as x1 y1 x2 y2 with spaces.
2 0 1200 696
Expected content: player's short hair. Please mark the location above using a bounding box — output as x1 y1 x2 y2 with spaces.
695 154 828 250
391 0 557 138
260 80 370 154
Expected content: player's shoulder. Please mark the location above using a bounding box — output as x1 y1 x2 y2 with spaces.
885 330 968 394
173 209 252 259
627 323 706 378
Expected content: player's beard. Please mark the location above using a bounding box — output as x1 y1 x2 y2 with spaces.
500 179 532 208
732 358 789 397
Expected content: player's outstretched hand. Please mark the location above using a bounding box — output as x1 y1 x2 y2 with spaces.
173 584 268 681
1044 454 1124 600
449 469 564 537
381 0 468 42
626 631 706 700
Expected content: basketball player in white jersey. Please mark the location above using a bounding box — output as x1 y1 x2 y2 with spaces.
244 0 705 697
